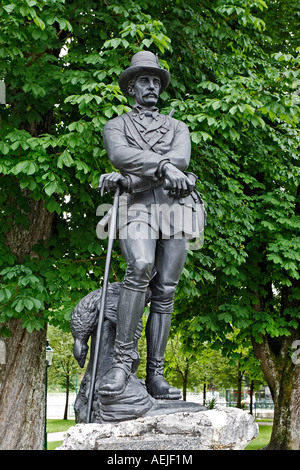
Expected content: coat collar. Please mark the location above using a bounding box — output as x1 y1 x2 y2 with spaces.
130 105 169 134
125 107 171 150
132 104 159 120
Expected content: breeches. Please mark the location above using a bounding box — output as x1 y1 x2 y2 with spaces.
119 237 188 314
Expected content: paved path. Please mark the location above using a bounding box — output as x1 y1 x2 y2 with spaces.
47 431 67 442
257 421 273 426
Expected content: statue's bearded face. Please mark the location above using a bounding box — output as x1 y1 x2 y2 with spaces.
128 74 161 107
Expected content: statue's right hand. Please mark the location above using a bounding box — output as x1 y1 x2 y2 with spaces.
163 163 195 198
98 172 127 197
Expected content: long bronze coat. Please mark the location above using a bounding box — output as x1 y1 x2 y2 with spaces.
102 107 205 239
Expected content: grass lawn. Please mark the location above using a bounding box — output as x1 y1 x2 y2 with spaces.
47 419 76 433
245 424 272 450
46 419 75 450
46 419 272 451
48 440 64 450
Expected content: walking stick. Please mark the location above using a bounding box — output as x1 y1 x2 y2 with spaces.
86 185 120 423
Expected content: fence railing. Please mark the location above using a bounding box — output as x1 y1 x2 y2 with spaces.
226 401 274 410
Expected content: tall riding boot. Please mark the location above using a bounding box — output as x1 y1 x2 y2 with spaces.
145 312 181 400
99 286 146 396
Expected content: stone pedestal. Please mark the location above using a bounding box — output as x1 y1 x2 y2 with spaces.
57 406 258 451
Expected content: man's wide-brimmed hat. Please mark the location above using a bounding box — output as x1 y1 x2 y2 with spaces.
118 51 170 96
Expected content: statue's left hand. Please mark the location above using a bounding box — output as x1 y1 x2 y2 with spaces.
98 172 128 196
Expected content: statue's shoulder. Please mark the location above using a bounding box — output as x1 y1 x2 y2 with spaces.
103 113 129 133
168 115 190 132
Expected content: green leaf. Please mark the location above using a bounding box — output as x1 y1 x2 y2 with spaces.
24 298 34 310
44 181 58 197
142 38 153 48
0 142 10 155
3 4 16 13
11 161 37 175
31 298 42 310
14 298 25 313
57 150 74 168
33 16 45 30
32 29 41 40
47 199 62 214
75 160 90 174
191 131 212 144
103 38 122 49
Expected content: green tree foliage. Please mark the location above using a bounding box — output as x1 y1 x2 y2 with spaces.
47 325 83 419
0 0 172 333
153 0 300 346
164 336 240 402
149 0 300 449
0 0 299 449
47 325 83 392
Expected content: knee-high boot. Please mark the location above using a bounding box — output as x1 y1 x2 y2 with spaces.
145 312 181 400
99 286 146 396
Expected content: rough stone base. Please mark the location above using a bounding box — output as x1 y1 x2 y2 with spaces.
57 407 258 451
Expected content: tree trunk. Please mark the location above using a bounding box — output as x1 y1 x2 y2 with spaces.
252 333 300 450
0 187 55 449
5 186 55 264
236 366 243 408
182 378 187 401
182 360 189 401
64 373 70 420
0 319 47 450
249 380 254 415
203 383 206 406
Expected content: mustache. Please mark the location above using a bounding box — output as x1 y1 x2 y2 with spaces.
144 92 158 98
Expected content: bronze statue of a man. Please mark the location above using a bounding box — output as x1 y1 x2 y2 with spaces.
98 51 204 400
